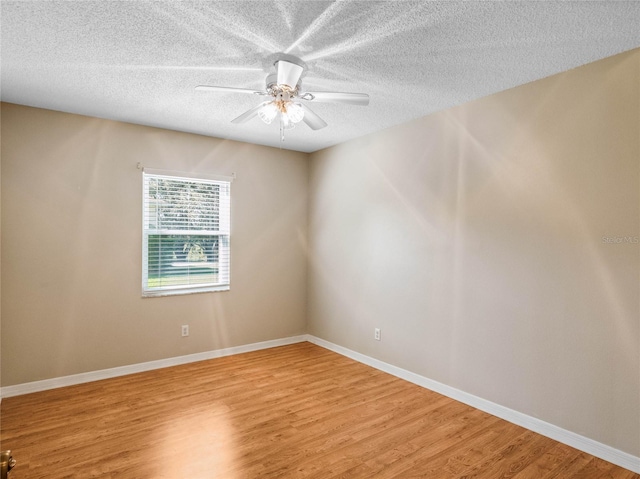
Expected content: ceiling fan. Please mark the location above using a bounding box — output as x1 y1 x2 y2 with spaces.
195 59 369 137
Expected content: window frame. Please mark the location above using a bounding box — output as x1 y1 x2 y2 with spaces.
141 168 232 297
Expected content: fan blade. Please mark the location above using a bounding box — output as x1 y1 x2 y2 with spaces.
196 85 266 95
276 60 303 88
302 91 369 106
301 104 328 130
231 102 270 124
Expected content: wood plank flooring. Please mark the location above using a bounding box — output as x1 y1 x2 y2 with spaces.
1 342 637 478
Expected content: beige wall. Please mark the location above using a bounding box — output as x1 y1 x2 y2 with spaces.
1 104 308 386
1 105 2 392
308 49 640 456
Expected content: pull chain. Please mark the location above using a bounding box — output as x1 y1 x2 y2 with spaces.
280 118 285 145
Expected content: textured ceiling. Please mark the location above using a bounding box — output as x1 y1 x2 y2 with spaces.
2 1 639 153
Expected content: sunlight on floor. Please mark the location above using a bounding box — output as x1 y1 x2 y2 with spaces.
152 405 241 478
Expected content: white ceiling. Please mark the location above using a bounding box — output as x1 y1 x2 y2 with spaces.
2 1 639 153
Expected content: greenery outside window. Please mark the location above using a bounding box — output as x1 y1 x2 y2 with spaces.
142 170 231 296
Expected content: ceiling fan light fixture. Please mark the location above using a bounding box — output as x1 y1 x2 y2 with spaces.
260 99 304 127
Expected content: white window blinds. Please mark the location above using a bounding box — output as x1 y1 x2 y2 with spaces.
142 171 231 296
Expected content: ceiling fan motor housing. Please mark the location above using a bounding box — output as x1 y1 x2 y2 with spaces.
265 74 300 98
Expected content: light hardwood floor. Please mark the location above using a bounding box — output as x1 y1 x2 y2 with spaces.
1 342 637 478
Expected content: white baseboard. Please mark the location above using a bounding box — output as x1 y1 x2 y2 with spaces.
0 335 307 399
306 335 640 474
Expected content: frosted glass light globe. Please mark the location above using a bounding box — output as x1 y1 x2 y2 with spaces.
286 102 305 123
258 102 278 124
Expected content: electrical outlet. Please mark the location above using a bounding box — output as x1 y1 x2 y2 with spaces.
181 325 189 337
374 328 381 341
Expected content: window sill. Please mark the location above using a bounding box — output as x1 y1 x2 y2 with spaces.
142 285 230 298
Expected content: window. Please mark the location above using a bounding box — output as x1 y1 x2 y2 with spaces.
142 170 231 296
